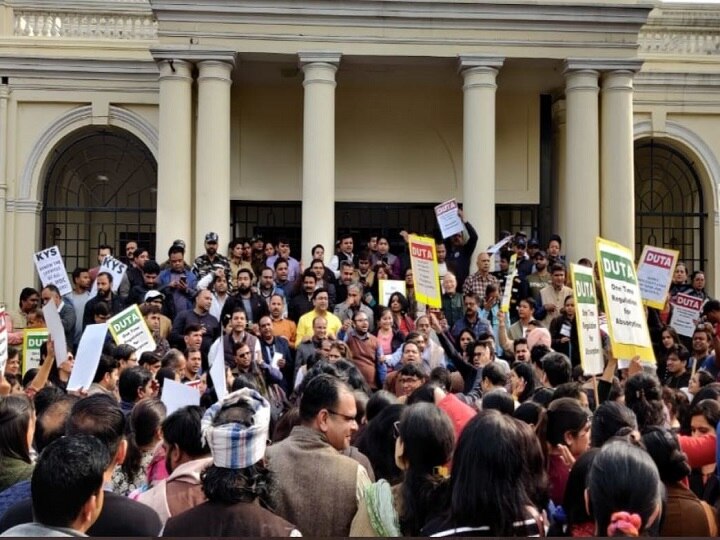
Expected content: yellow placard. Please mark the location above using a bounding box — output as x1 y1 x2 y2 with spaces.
408 234 442 309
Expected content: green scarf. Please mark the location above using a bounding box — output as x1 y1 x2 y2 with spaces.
365 479 401 537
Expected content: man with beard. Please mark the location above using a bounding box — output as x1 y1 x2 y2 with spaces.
289 270 317 323
334 260 357 306
83 272 125 330
450 293 492 342
126 247 151 290
527 250 552 304
192 232 231 285
273 258 294 297
221 268 268 327
88 354 120 398
222 308 260 369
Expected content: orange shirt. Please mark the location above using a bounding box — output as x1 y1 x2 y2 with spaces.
272 318 297 348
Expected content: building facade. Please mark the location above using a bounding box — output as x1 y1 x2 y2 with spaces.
0 0 719 305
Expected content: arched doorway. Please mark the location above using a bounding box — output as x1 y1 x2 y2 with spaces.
634 138 706 272
42 126 157 271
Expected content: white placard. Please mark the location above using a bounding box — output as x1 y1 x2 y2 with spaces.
90 255 128 294
378 280 407 307
636 245 679 310
107 305 156 355
486 235 513 255
669 293 703 338
434 199 464 239
67 323 108 392
162 378 201 416
271 352 283 370
42 303 68 367
0 310 7 374
33 246 72 296
209 337 227 402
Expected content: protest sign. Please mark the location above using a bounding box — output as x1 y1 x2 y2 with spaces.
108 305 156 355
669 293 703 337
33 246 72 296
162 379 201 415
596 237 654 362
379 280 406 307
43 303 68 367
67 324 108 392
500 271 516 313
90 255 127 294
408 234 441 309
0 310 7 374
209 337 227 402
570 264 604 375
636 245 678 310
434 199 464 239
22 329 48 373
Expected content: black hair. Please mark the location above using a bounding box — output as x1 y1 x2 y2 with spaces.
273 257 289 270
482 362 508 387
513 401 547 429
33 386 66 418
587 440 661 537
689 382 720 411
530 387 555 408
397 362 427 381
162 405 209 459
123 398 166 484
139 351 161 369
482 389 515 415
511 361 536 403
591 401 638 448
690 399 720 434
113 343 136 362
168 244 185 257
563 448 600 530
624 372 665 431
299 373 351 423
155 367 177 394
334 359 372 396
551 381 586 403
542 352 572 387
92 301 110 318
530 344 552 368
231 374 260 393
354 404 404 485
0 395 34 463
32 435 110 528
641 426 691 484
364 390 398 422
66 393 126 459
702 299 720 316
34 394 78 453
388 292 410 314
397 403 455 536
406 383 437 405
546 397 591 446
429 367 452 392
118 366 152 403
92 354 118 384
18 287 39 306
311 287 329 301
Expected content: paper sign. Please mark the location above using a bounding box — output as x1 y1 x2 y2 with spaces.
434 199 464 239
272 352 283 370
90 255 128 294
209 337 227 402
379 280 406 307
22 329 49 373
162 378 201 415
570 264 605 375
408 235 442 309
669 293 703 337
67 324 108 392
43 303 68 367
107 305 156 355
636 245 679 310
500 271 516 313
0 310 7 374
508 253 518 276
596 237 654 362
33 246 72 296
487 235 513 255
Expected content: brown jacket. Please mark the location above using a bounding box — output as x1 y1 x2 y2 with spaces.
661 482 718 537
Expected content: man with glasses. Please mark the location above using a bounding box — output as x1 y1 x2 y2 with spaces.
266 374 370 536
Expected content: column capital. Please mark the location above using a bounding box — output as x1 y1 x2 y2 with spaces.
458 55 504 73
564 69 600 93
157 59 193 82
298 52 342 68
601 70 635 92
564 58 644 74
197 59 234 84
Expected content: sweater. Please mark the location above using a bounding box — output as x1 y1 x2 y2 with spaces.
0 456 33 493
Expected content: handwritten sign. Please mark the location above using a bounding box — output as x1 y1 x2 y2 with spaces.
570 264 604 375
107 304 156 355
434 199 464 239
636 245 678 310
669 293 703 337
34 246 72 296
91 255 127 294
596 237 654 362
408 235 441 309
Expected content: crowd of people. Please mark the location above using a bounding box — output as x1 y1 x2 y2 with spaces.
0 211 719 537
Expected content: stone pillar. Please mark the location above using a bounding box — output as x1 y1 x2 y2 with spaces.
299 53 341 261
156 59 193 257
459 56 504 257
601 69 638 250
195 59 234 252
564 65 600 262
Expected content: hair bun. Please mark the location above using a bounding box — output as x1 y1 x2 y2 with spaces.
607 511 641 537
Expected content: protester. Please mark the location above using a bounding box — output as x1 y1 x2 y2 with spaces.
0 396 35 493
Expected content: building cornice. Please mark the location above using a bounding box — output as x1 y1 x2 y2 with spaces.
150 46 236 64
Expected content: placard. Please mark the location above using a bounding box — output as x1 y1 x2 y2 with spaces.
22 329 49 373
43 303 68 367
208 337 227 402
596 237 654 362
669 293 703 338
162 379 201 415
33 246 72 296
434 199 464 239
379 280 406 307
107 304 156 355
408 234 441 309
500 271 516 313
636 245 679 310
90 255 128 294
0 310 7 374
67 324 108 392
570 264 604 375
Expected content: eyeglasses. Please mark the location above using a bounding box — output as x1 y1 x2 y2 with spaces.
236 351 251 358
327 410 357 423
393 420 401 439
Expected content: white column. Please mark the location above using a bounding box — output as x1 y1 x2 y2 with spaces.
459 56 504 256
564 66 600 263
195 59 234 252
0 84 8 304
299 53 341 261
601 69 637 250
156 59 193 258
